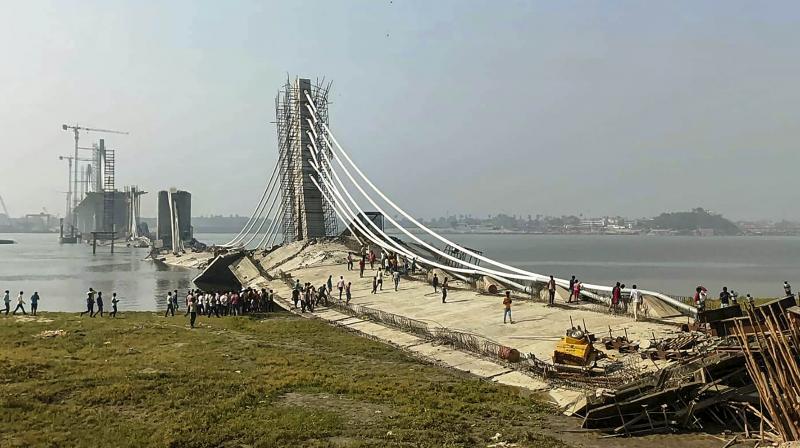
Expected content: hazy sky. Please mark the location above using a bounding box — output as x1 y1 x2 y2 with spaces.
1 1 799 221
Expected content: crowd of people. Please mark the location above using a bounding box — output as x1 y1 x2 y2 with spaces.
2 290 40 316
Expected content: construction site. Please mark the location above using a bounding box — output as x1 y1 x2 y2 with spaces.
152 76 800 447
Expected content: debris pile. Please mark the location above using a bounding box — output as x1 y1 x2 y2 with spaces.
574 296 800 444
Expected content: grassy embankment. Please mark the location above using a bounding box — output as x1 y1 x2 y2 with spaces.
0 312 563 448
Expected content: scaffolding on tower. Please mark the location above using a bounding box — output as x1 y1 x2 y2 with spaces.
276 76 338 244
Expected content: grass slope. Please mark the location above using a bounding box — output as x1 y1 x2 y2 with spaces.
0 312 563 448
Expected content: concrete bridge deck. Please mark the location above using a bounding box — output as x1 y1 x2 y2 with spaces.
223 240 686 408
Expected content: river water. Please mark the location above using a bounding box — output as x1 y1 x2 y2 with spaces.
1 232 798 311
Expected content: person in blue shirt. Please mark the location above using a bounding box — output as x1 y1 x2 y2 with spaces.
30 292 40 316
93 292 104 317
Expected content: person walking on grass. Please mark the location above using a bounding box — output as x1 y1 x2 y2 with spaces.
371 275 378 294
30 292 40 316
346 282 352 304
80 291 95 317
337 276 345 301
188 297 198 328
110 293 119 318
441 278 449 303
94 292 105 317
547 275 556 307
432 273 439 293
164 291 175 317
630 285 642 321
12 291 26 315
3 290 11 316
503 291 513 324
393 270 401 291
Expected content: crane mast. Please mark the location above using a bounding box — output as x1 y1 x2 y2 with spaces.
61 124 129 239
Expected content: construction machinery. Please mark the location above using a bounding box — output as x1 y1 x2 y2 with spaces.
553 326 603 367
60 124 129 241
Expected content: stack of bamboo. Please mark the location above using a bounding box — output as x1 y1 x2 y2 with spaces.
733 301 800 443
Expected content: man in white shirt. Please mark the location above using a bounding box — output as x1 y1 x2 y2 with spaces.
630 284 642 321
2 290 9 315
12 291 26 315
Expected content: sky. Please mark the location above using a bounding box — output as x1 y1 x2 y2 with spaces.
1 1 799 221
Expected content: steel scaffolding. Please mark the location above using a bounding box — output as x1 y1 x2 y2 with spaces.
276 76 338 244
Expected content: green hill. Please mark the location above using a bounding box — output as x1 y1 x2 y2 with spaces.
646 208 741 235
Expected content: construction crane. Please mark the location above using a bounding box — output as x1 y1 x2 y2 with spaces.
61 124 129 232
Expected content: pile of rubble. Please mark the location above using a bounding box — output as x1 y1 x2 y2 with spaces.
571 296 800 445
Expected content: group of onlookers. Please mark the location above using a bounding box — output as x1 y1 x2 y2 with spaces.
2 290 41 316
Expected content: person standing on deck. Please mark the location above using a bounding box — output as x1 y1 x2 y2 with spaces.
441 278 448 303
12 291 26 315
29 292 39 316
80 291 95 317
503 291 513 324
620 284 628 313
393 270 401 291
337 276 345 301
3 290 10 316
110 293 119 318
292 288 300 309
784 281 792 297
94 292 105 317
164 291 175 317
547 276 556 306
719 287 730 308
631 285 642 321
432 274 439 293
610 282 621 314
568 276 576 301
346 282 352 304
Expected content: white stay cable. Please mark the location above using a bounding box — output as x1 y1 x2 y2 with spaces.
256 202 285 250
239 184 281 248
309 176 363 246
303 93 696 314
309 147 497 278
222 160 280 247
304 93 547 282
305 116 538 282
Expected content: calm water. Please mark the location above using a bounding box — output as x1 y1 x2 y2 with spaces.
1 232 798 311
